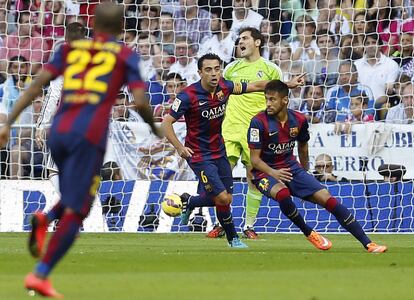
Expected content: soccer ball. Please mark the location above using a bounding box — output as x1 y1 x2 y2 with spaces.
161 194 183 217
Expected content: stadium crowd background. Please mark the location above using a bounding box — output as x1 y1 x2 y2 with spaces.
0 0 413 179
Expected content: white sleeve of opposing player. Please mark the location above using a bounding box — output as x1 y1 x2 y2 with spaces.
37 77 63 129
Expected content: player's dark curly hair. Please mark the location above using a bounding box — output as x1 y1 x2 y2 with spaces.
264 80 289 97
198 53 222 70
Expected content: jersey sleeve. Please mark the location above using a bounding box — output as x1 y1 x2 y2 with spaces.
297 117 310 142
169 93 190 120
43 44 65 78
36 77 63 128
125 51 146 90
223 79 247 95
248 117 264 149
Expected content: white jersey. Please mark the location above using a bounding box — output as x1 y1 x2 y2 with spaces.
36 76 63 129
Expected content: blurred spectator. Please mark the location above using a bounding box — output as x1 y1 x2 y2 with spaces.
338 35 362 60
271 40 292 81
231 0 263 33
260 19 280 59
198 8 235 63
300 83 326 123
305 30 342 87
153 73 186 121
279 0 303 38
137 33 159 81
313 153 348 182
351 11 370 60
287 61 305 110
354 33 399 118
317 0 350 36
101 161 123 181
367 0 401 55
138 0 160 34
39 0 65 48
147 51 170 106
174 0 211 44
325 61 375 122
0 0 16 35
0 11 50 75
290 15 319 62
385 82 414 123
120 17 138 49
394 32 414 69
288 0 317 41
156 12 175 55
169 36 200 84
334 93 374 135
111 92 142 122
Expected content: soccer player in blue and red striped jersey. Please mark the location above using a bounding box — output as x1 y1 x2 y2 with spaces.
162 53 271 248
248 80 387 253
0 3 160 298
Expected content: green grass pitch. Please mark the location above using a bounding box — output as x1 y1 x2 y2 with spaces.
1 233 413 300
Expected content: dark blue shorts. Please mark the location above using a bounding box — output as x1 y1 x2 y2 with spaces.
189 156 233 196
254 168 323 199
48 132 104 216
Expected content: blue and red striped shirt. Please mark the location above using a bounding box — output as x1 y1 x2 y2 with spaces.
169 78 246 163
44 33 145 149
248 109 310 179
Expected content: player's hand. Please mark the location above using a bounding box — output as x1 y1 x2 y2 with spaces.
35 128 46 148
177 146 193 159
270 168 292 182
0 125 11 148
287 73 307 89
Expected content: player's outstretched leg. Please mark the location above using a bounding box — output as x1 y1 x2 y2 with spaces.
274 187 332 251
206 223 225 238
324 196 387 253
179 193 215 225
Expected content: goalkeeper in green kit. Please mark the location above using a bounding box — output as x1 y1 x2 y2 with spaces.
207 27 305 239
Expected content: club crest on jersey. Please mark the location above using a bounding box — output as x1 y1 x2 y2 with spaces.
258 178 269 191
257 70 263 78
216 90 225 101
290 127 299 137
171 98 181 112
250 128 260 142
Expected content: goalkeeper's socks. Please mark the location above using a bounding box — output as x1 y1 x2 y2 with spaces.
275 188 313 236
35 211 83 278
187 193 215 210
325 197 371 246
216 205 238 242
245 188 262 228
46 202 64 223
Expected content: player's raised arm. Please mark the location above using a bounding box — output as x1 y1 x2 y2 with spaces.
0 69 54 147
131 87 162 138
162 114 193 159
244 80 271 93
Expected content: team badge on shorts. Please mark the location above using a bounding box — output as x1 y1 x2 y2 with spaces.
216 90 225 101
204 183 213 192
289 127 299 137
258 178 269 191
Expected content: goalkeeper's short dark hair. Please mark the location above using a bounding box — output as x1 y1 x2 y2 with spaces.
238 27 264 51
265 80 289 98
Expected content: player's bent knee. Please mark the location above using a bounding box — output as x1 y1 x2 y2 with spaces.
274 187 291 203
269 183 288 200
214 192 232 206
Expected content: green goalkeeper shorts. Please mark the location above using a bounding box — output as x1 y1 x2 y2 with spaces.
223 125 251 167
